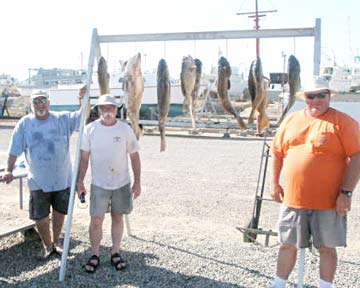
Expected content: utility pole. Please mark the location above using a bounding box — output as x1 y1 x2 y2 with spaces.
281 52 287 112
144 53 147 73
236 0 277 58
80 52 84 70
347 16 352 67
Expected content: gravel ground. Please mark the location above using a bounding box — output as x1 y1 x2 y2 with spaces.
0 127 360 288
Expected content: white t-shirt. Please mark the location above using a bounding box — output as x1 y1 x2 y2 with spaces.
81 119 140 190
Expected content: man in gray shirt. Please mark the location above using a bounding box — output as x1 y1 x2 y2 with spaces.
0 87 90 259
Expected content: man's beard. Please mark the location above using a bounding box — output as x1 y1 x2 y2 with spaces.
101 111 116 119
33 108 47 117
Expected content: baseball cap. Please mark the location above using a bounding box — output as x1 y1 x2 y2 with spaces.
30 89 49 99
94 94 119 107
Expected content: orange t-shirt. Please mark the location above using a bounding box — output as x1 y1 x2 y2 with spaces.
272 108 360 209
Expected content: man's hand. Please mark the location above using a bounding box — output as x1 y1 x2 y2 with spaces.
79 85 87 99
132 181 141 199
270 183 284 203
76 181 87 197
336 193 351 217
0 171 14 184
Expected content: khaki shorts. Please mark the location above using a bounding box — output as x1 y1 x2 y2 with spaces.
277 205 347 248
29 188 70 221
90 183 133 216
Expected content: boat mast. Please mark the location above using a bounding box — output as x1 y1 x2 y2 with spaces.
255 0 259 57
236 0 277 58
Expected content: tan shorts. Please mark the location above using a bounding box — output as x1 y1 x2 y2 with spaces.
90 183 133 216
277 205 347 248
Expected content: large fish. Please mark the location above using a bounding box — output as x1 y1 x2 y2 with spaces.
192 58 202 110
180 55 197 131
277 55 301 124
123 53 144 139
157 59 171 152
98 56 110 95
247 58 270 133
217 56 246 129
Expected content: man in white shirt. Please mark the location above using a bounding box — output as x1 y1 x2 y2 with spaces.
77 94 141 273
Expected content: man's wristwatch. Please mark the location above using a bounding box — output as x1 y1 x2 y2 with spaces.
341 189 353 198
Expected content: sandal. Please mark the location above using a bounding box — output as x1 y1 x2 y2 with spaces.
110 253 126 270
84 255 100 273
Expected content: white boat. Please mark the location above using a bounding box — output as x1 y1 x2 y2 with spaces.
350 56 360 92
204 65 248 101
319 65 352 93
267 72 289 102
48 72 186 118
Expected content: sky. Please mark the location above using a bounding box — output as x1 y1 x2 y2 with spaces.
0 0 359 83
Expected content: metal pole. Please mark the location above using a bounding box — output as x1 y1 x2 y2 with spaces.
255 0 260 58
19 177 23 210
59 28 99 282
250 137 267 228
297 248 306 287
163 41 166 59
125 215 132 236
225 39 228 58
281 52 287 112
313 18 321 76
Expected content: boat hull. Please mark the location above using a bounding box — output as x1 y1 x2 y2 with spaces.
48 84 186 119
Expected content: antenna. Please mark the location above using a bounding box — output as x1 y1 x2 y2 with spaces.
347 16 353 67
236 0 277 58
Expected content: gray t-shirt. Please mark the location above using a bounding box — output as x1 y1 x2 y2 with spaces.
9 111 80 192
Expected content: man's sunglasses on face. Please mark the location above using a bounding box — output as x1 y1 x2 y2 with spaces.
32 98 48 105
305 92 329 100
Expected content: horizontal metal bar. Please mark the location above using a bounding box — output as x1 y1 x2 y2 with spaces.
236 10 278 15
0 166 27 179
140 119 246 129
236 226 278 236
97 27 315 43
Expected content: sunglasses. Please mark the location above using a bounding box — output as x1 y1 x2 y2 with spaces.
305 92 329 100
32 98 48 105
98 105 116 111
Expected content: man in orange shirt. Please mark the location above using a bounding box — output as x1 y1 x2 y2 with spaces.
268 82 360 288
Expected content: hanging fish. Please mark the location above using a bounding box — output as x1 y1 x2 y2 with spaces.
247 58 270 133
157 59 171 152
217 56 246 129
180 55 197 131
277 55 301 125
192 58 202 110
123 53 144 140
98 56 110 95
